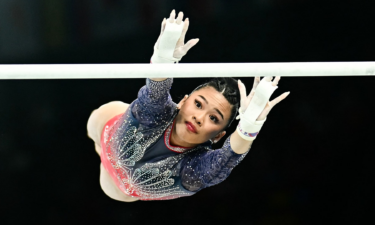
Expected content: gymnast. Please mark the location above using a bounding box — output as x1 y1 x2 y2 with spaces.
87 9 290 202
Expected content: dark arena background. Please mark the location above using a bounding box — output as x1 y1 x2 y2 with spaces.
0 0 374 224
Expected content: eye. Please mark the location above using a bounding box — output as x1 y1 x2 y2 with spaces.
195 100 202 108
210 115 219 123
195 99 219 123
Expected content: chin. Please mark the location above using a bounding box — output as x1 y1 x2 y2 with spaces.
176 121 195 143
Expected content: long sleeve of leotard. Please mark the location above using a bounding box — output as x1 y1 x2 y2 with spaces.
131 78 177 127
178 134 249 192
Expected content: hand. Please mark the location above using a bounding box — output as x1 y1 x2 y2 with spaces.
238 76 290 121
154 10 199 59
236 76 261 119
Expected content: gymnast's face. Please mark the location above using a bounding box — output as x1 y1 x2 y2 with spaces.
172 86 232 148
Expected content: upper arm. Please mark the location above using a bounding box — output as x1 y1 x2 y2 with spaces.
179 134 249 192
131 78 176 127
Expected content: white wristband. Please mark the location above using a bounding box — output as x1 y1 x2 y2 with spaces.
236 117 266 141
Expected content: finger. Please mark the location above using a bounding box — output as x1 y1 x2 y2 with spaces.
182 38 199 53
252 76 260 89
272 76 280 86
180 18 189 44
247 76 260 99
238 80 247 101
269 92 290 108
169 9 176 23
161 18 166 33
176 11 183 25
266 76 273 82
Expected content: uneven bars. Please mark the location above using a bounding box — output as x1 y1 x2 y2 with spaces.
1 62 375 79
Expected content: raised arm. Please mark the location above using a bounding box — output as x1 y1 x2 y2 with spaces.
131 10 199 125
150 9 199 81
130 78 175 127
231 76 289 154
179 134 249 192
179 76 290 192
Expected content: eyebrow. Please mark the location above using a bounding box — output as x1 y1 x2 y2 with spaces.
198 95 224 120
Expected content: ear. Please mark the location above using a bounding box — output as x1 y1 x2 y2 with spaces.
177 95 189 109
213 130 226 143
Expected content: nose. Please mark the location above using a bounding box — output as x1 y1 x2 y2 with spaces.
193 114 203 126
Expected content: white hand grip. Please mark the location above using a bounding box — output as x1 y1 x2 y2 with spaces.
236 77 278 141
243 77 278 122
152 21 185 63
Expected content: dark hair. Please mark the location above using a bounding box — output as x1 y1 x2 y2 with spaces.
189 77 240 131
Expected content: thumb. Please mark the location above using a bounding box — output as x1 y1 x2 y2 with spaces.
183 38 199 52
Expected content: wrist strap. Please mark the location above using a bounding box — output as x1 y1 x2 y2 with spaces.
151 47 181 64
236 117 266 141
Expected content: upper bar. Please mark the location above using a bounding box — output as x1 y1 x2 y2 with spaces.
1 62 375 79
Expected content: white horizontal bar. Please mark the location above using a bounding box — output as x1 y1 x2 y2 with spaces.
1 62 375 79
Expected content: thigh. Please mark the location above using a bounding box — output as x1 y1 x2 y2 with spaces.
99 163 139 202
87 101 130 148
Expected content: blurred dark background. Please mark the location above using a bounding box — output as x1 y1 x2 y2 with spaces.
0 0 374 224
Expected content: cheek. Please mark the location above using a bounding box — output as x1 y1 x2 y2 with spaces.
181 101 193 111
205 126 220 137
179 103 194 118
193 123 220 139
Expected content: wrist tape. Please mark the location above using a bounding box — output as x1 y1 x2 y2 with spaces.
236 77 278 141
237 117 267 141
151 21 185 64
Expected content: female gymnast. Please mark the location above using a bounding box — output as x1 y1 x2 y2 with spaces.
87 10 290 202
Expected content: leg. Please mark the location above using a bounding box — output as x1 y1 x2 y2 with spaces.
100 163 139 202
87 101 130 155
87 101 138 202
94 143 101 156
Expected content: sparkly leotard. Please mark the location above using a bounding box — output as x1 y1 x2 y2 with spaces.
100 78 250 200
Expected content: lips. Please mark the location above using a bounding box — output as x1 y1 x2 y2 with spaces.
185 121 197 133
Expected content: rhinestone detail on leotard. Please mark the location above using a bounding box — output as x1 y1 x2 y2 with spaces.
102 78 250 200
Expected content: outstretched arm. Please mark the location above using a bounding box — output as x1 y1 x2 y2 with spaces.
179 77 290 192
131 10 200 124
230 130 254 154
151 9 199 81
231 76 290 154
131 78 175 127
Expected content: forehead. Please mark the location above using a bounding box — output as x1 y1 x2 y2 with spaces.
192 86 232 116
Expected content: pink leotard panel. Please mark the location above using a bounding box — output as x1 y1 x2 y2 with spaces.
100 113 140 198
